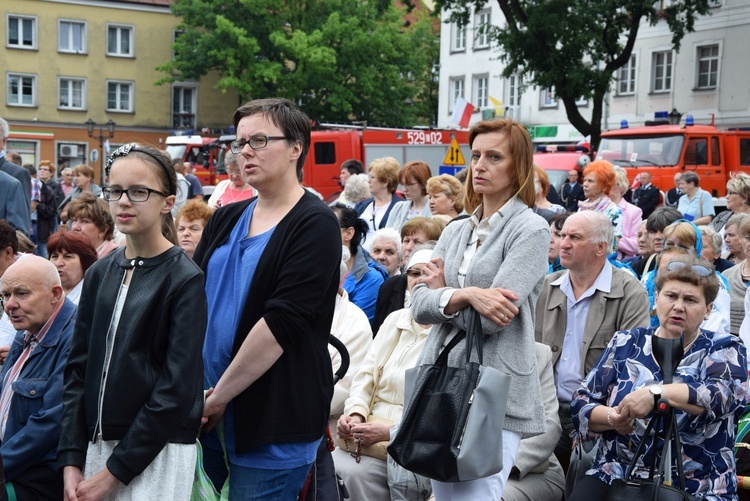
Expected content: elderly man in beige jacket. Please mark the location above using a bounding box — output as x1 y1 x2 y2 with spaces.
535 211 650 472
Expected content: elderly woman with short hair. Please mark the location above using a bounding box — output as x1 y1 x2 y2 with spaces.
337 173 370 208
355 157 403 249
700 225 734 273
611 166 643 260
426 174 464 219
677 171 714 225
578 160 623 252
722 213 748 264
58 164 102 222
568 256 747 501
370 228 402 277
712 172 750 232
66 191 118 258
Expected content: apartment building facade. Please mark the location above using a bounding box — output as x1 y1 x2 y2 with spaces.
3 0 238 182
437 0 750 141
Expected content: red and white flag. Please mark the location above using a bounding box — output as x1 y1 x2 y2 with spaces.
451 97 475 128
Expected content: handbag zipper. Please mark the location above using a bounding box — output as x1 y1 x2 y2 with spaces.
457 389 475 450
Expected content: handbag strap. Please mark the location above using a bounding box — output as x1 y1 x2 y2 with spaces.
368 331 402 413
435 330 467 366
466 308 484 365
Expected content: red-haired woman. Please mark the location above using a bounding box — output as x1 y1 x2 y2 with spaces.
47 230 98 305
578 160 623 251
386 161 433 232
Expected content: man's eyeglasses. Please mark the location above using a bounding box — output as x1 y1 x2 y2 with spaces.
103 187 168 202
665 260 712 277
230 135 288 154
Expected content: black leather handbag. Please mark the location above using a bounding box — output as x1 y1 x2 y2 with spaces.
387 309 511 482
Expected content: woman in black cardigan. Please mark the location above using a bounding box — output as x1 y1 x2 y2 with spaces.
194 98 341 500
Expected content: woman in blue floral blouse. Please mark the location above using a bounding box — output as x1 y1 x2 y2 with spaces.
568 256 748 501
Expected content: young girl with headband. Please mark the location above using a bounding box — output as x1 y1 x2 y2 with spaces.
58 143 207 500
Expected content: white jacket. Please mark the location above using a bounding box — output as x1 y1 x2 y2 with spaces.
344 308 429 423
329 290 372 419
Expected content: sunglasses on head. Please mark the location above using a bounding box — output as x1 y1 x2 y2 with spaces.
665 260 712 277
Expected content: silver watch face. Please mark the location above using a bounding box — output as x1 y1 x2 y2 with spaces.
650 385 662 396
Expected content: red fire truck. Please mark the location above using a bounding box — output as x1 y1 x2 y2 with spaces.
597 117 750 207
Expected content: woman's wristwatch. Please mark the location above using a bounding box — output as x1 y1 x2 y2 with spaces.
649 384 663 409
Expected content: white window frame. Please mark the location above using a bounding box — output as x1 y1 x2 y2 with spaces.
474 10 491 50
7 72 37 107
106 80 134 112
58 77 87 110
694 43 720 90
616 54 637 96
451 22 466 52
472 75 489 110
504 73 521 114
106 23 134 57
58 19 87 54
449 77 465 114
172 83 198 129
651 50 673 94
540 86 557 108
7 14 37 50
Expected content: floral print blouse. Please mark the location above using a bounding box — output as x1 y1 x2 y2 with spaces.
572 327 748 500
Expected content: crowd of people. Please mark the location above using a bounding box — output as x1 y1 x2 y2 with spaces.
1 104 750 501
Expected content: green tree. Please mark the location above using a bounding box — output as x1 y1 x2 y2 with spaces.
158 0 439 127
428 0 711 149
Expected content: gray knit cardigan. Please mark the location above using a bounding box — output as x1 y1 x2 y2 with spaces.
411 196 551 438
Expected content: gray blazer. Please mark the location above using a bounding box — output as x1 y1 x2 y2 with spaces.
0 169 30 235
412 197 551 438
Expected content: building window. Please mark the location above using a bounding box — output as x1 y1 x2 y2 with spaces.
59 20 86 53
451 22 466 52
107 24 133 57
107 81 134 112
540 87 557 108
474 10 490 49
695 44 719 89
7 15 37 49
7 73 37 106
173 84 197 129
504 73 521 114
449 77 465 114
59 78 86 110
617 55 637 95
472 75 488 109
651 50 673 93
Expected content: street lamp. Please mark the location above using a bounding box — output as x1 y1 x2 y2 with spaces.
668 108 682 126
85 118 116 183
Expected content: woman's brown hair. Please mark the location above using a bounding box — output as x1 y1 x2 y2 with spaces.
464 118 536 212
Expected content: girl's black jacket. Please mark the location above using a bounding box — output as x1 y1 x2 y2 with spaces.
57 246 207 485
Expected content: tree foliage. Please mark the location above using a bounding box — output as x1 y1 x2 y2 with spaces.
427 0 712 148
158 0 440 127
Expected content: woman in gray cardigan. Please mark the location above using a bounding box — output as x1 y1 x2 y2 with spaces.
412 118 550 500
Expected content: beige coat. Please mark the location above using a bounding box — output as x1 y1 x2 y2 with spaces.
535 264 650 379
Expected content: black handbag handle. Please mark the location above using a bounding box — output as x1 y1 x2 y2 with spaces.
622 406 689 494
433 308 485 367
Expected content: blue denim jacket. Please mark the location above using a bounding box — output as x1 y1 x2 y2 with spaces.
0 298 76 480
